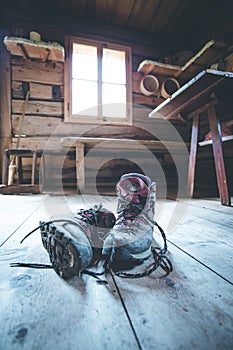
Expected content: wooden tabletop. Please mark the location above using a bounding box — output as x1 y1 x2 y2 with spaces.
149 69 233 120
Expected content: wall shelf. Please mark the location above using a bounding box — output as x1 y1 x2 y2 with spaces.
3 36 64 62
138 39 233 82
199 135 233 146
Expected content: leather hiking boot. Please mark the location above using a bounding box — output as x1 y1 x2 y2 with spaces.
31 205 115 279
102 173 156 270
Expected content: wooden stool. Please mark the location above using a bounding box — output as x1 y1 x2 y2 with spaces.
3 149 42 186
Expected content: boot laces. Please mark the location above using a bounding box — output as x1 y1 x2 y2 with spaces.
75 204 101 226
19 203 105 245
116 176 153 226
117 201 144 223
106 217 172 279
10 204 112 282
116 190 154 232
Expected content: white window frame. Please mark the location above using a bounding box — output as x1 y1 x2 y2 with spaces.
64 35 132 125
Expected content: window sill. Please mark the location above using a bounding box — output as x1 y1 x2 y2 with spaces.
64 115 132 126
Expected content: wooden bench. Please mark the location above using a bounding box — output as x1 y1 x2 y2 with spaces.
60 137 189 193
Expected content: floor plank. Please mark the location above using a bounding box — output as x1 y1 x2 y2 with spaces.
113 245 233 350
183 197 233 215
177 198 233 227
0 194 44 246
0 194 233 350
0 255 139 350
0 197 139 350
155 199 233 283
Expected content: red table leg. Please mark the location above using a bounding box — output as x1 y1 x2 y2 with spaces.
207 106 231 206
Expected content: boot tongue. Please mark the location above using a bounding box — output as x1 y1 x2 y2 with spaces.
97 208 116 228
117 177 149 204
76 207 116 228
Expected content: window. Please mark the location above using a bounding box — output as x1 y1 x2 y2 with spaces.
65 36 132 124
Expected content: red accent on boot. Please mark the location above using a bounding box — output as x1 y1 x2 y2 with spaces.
117 177 149 204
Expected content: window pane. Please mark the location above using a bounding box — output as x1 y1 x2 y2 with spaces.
72 80 98 116
102 83 127 118
102 48 126 84
72 43 98 81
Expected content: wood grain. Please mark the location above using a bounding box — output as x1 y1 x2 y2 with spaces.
0 195 233 350
207 106 230 206
114 243 233 350
12 100 63 117
11 58 64 85
0 195 138 350
0 45 12 182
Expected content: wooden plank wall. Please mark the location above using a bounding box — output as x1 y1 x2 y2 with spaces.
2 36 233 197
1 12 233 197
8 52 233 197
6 42 190 194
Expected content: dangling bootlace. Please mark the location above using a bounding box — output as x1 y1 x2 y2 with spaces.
102 173 173 278
112 215 173 278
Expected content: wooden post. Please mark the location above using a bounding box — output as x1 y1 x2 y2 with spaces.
40 153 46 192
188 114 199 197
0 39 12 184
2 150 10 185
17 156 23 183
207 106 230 206
75 143 85 193
32 151 38 185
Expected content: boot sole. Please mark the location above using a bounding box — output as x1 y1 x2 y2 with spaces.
130 247 152 260
40 222 83 279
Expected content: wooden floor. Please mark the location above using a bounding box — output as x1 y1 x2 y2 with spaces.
0 193 232 350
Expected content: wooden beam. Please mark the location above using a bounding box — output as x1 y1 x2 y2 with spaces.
42 48 51 62
133 93 163 107
0 184 40 194
16 43 29 60
187 99 218 119
3 6 166 55
12 100 63 116
11 59 64 85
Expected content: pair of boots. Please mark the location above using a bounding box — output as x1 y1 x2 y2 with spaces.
17 173 172 279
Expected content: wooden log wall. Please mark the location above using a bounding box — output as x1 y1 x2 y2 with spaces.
3 42 233 197
10 58 187 140
1 14 232 197
3 39 191 195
